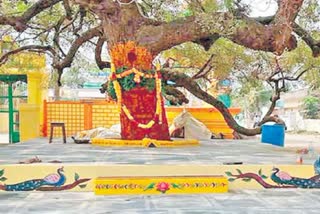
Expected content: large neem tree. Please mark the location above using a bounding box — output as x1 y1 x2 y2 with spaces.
0 0 319 137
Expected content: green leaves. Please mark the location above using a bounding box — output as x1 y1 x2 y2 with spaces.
202 0 219 13
0 177 7 182
107 68 159 101
107 81 117 100
118 73 136 92
225 171 233 177
223 0 234 10
16 1 29 12
182 9 192 17
79 184 87 189
140 77 155 92
303 95 320 119
144 182 156 191
0 169 7 182
74 173 80 181
228 178 236 182
171 183 182 189
258 169 268 180
242 178 252 182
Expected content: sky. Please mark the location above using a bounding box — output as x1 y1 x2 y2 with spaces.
242 0 278 17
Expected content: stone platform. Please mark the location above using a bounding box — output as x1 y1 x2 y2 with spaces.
0 138 318 194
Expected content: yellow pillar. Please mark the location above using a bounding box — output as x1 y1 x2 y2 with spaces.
27 71 44 104
19 104 40 141
19 70 47 141
27 71 47 136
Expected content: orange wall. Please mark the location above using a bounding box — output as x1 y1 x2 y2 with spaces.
43 100 240 139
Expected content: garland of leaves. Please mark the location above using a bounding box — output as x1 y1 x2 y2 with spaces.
107 67 158 100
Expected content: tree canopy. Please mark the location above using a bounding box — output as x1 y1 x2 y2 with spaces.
1 0 320 136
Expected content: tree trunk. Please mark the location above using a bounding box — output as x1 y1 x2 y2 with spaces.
121 87 170 140
73 0 299 138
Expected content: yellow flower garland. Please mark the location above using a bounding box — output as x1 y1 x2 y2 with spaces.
111 63 162 129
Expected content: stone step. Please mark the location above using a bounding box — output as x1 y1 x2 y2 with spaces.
91 138 199 148
94 176 228 195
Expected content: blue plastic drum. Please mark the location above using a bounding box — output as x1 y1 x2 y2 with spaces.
261 124 285 147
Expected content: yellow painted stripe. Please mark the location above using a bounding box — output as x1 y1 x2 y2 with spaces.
91 138 199 147
95 176 228 195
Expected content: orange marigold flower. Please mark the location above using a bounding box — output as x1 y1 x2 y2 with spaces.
110 41 153 70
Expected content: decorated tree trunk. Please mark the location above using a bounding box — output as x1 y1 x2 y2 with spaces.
121 87 170 140
108 41 171 140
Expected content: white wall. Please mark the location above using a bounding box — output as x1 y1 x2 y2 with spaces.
303 119 320 133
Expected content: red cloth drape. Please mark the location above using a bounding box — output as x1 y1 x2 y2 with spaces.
120 87 170 140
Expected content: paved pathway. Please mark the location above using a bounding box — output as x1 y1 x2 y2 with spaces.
0 189 320 213
284 133 320 149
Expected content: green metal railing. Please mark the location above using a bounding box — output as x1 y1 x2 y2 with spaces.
0 74 27 143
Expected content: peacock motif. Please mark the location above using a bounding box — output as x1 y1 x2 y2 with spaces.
314 156 320 175
4 167 66 191
271 167 320 188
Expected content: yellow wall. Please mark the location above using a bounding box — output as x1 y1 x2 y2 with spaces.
0 112 9 132
0 164 315 192
19 104 40 141
1 36 47 142
44 101 240 139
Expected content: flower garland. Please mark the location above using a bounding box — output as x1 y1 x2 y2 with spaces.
107 69 156 100
111 63 162 129
110 41 153 71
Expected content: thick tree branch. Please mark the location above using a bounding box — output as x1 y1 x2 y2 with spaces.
54 26 103 75
135 0 303 55
254 15 320 57
193 34 220 51
0 0 63 32
192 54 215 79
63 0 73 20
162 70 261 136
259 66 312 126
163 85 189 105
0 45 56 65
293 23 320 57
95 37 110 70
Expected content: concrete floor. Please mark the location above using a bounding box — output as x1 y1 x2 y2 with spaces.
1 189 320 213
0 137 316 165
1 137 320 213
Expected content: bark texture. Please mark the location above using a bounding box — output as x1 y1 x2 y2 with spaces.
75 0 304 55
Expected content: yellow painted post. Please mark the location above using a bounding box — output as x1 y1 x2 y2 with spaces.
19 104 40 141
27 71 47 136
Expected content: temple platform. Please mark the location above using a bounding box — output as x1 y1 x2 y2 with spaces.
0 138 318 194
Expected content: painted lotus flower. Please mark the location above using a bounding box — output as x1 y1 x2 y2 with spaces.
156 182 170 193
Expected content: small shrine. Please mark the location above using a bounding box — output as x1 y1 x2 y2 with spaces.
92 41 198 147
